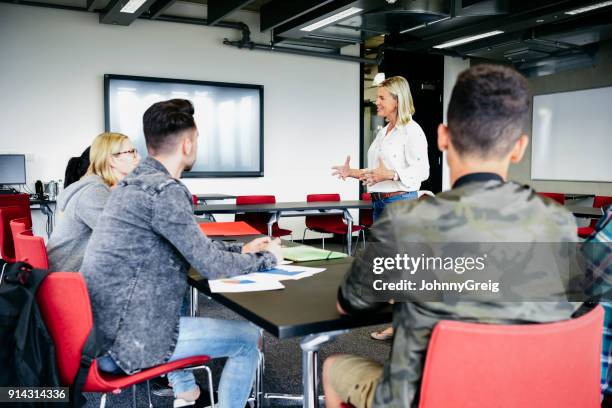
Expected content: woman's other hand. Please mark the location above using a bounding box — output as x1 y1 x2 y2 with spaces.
361 159 395 186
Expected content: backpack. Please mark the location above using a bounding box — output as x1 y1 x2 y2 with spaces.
0 260 61 405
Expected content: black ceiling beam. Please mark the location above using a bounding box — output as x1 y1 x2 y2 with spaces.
452 0 509 17
86 0 96 11
147 0 175 19
386 0 610 53
99 0 158 25
260 0 333 32
207 0 255 26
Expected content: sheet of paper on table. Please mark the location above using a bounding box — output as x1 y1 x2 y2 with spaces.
208 265 326 293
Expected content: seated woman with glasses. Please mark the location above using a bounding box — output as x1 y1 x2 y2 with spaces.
47 132 140 272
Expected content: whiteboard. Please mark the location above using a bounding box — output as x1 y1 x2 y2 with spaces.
531 86 612 182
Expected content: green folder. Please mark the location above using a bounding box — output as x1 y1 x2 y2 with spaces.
282 245 348 262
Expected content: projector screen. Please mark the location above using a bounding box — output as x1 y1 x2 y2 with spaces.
531 85 612 182
105 74 263 177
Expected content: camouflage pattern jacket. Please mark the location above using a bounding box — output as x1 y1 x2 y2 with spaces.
338 174 580 407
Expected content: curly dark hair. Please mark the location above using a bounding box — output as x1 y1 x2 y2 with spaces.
448 64 531 158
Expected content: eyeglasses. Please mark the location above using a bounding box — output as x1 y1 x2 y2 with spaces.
113 149 138 159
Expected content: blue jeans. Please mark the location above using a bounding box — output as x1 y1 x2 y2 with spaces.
98 317 260 408
372 191 417 221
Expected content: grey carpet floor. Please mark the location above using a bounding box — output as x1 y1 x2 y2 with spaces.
84 242 390 408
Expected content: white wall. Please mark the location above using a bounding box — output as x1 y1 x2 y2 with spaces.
0 3 360 237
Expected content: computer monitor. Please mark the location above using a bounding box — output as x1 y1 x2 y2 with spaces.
0 154 26 185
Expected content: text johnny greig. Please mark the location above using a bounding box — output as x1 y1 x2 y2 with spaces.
371 254 501 294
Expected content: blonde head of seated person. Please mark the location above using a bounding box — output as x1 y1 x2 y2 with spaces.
47 132 140 272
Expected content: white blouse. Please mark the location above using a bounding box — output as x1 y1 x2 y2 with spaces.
367 120 430 193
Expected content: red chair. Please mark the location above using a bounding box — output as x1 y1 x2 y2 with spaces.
0 193 32 225
359 193 373 228
9 217 32 262
36 272 215 408
304 194 364 252
537 192 565 205
578 195 612 238
0 205 30 262
14 230 48 269
235 195 293 239
418 306 603 408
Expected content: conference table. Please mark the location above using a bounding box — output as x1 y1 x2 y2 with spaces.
188 246 391 408
194 200 373 255
195 193 236 203
566 205 604 218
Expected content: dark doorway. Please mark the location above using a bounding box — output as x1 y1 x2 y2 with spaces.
379 51 444 193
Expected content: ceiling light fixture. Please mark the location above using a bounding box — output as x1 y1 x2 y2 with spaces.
565 1 612 15
372 72 386 86
119 0 148 13
300 7 363 32
433 30 504 49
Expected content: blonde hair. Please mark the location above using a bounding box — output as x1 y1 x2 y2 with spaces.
379 76 415 126
85 132 130 186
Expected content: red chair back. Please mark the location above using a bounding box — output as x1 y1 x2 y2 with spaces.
305 194 345 232
236 195 276 206
359 193 373 227
538 192 565 205
14 230 48 269
37 272 94 387
0 205 30 262
418 306 603 408
0 193 32 224
233 195 292 237
10 217 32 261
235 195 277 235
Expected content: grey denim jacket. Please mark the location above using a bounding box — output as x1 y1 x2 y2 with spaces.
81 157 276 374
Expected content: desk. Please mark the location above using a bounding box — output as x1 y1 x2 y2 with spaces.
30 198 56 237
188 255 391 408
567 205 603 218
195 193 236 203
194 200 373 255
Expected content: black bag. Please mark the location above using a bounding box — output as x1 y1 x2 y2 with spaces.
0 260 61 406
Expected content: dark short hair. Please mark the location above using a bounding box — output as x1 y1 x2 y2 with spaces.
447 64 530 158
143 99 196 154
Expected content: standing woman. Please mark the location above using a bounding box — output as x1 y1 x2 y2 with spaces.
47 132 140 272
332 76 429 340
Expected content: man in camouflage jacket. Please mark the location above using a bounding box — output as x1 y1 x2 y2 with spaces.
322 64 580 408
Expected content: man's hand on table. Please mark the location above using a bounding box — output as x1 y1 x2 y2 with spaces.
242 237 283 264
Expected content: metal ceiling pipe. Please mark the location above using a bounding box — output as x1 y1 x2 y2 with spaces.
1 0 380 64
223 39 384 65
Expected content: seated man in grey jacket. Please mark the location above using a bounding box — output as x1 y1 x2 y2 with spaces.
322 64 580 408
81 99 281 408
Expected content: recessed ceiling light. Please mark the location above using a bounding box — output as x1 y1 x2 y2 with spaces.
565 1 612 15
433 30 505 49
300 7 363 32
536 19 545 23
120 0 147 13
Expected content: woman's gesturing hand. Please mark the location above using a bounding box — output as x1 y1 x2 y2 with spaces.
331 155 353 180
